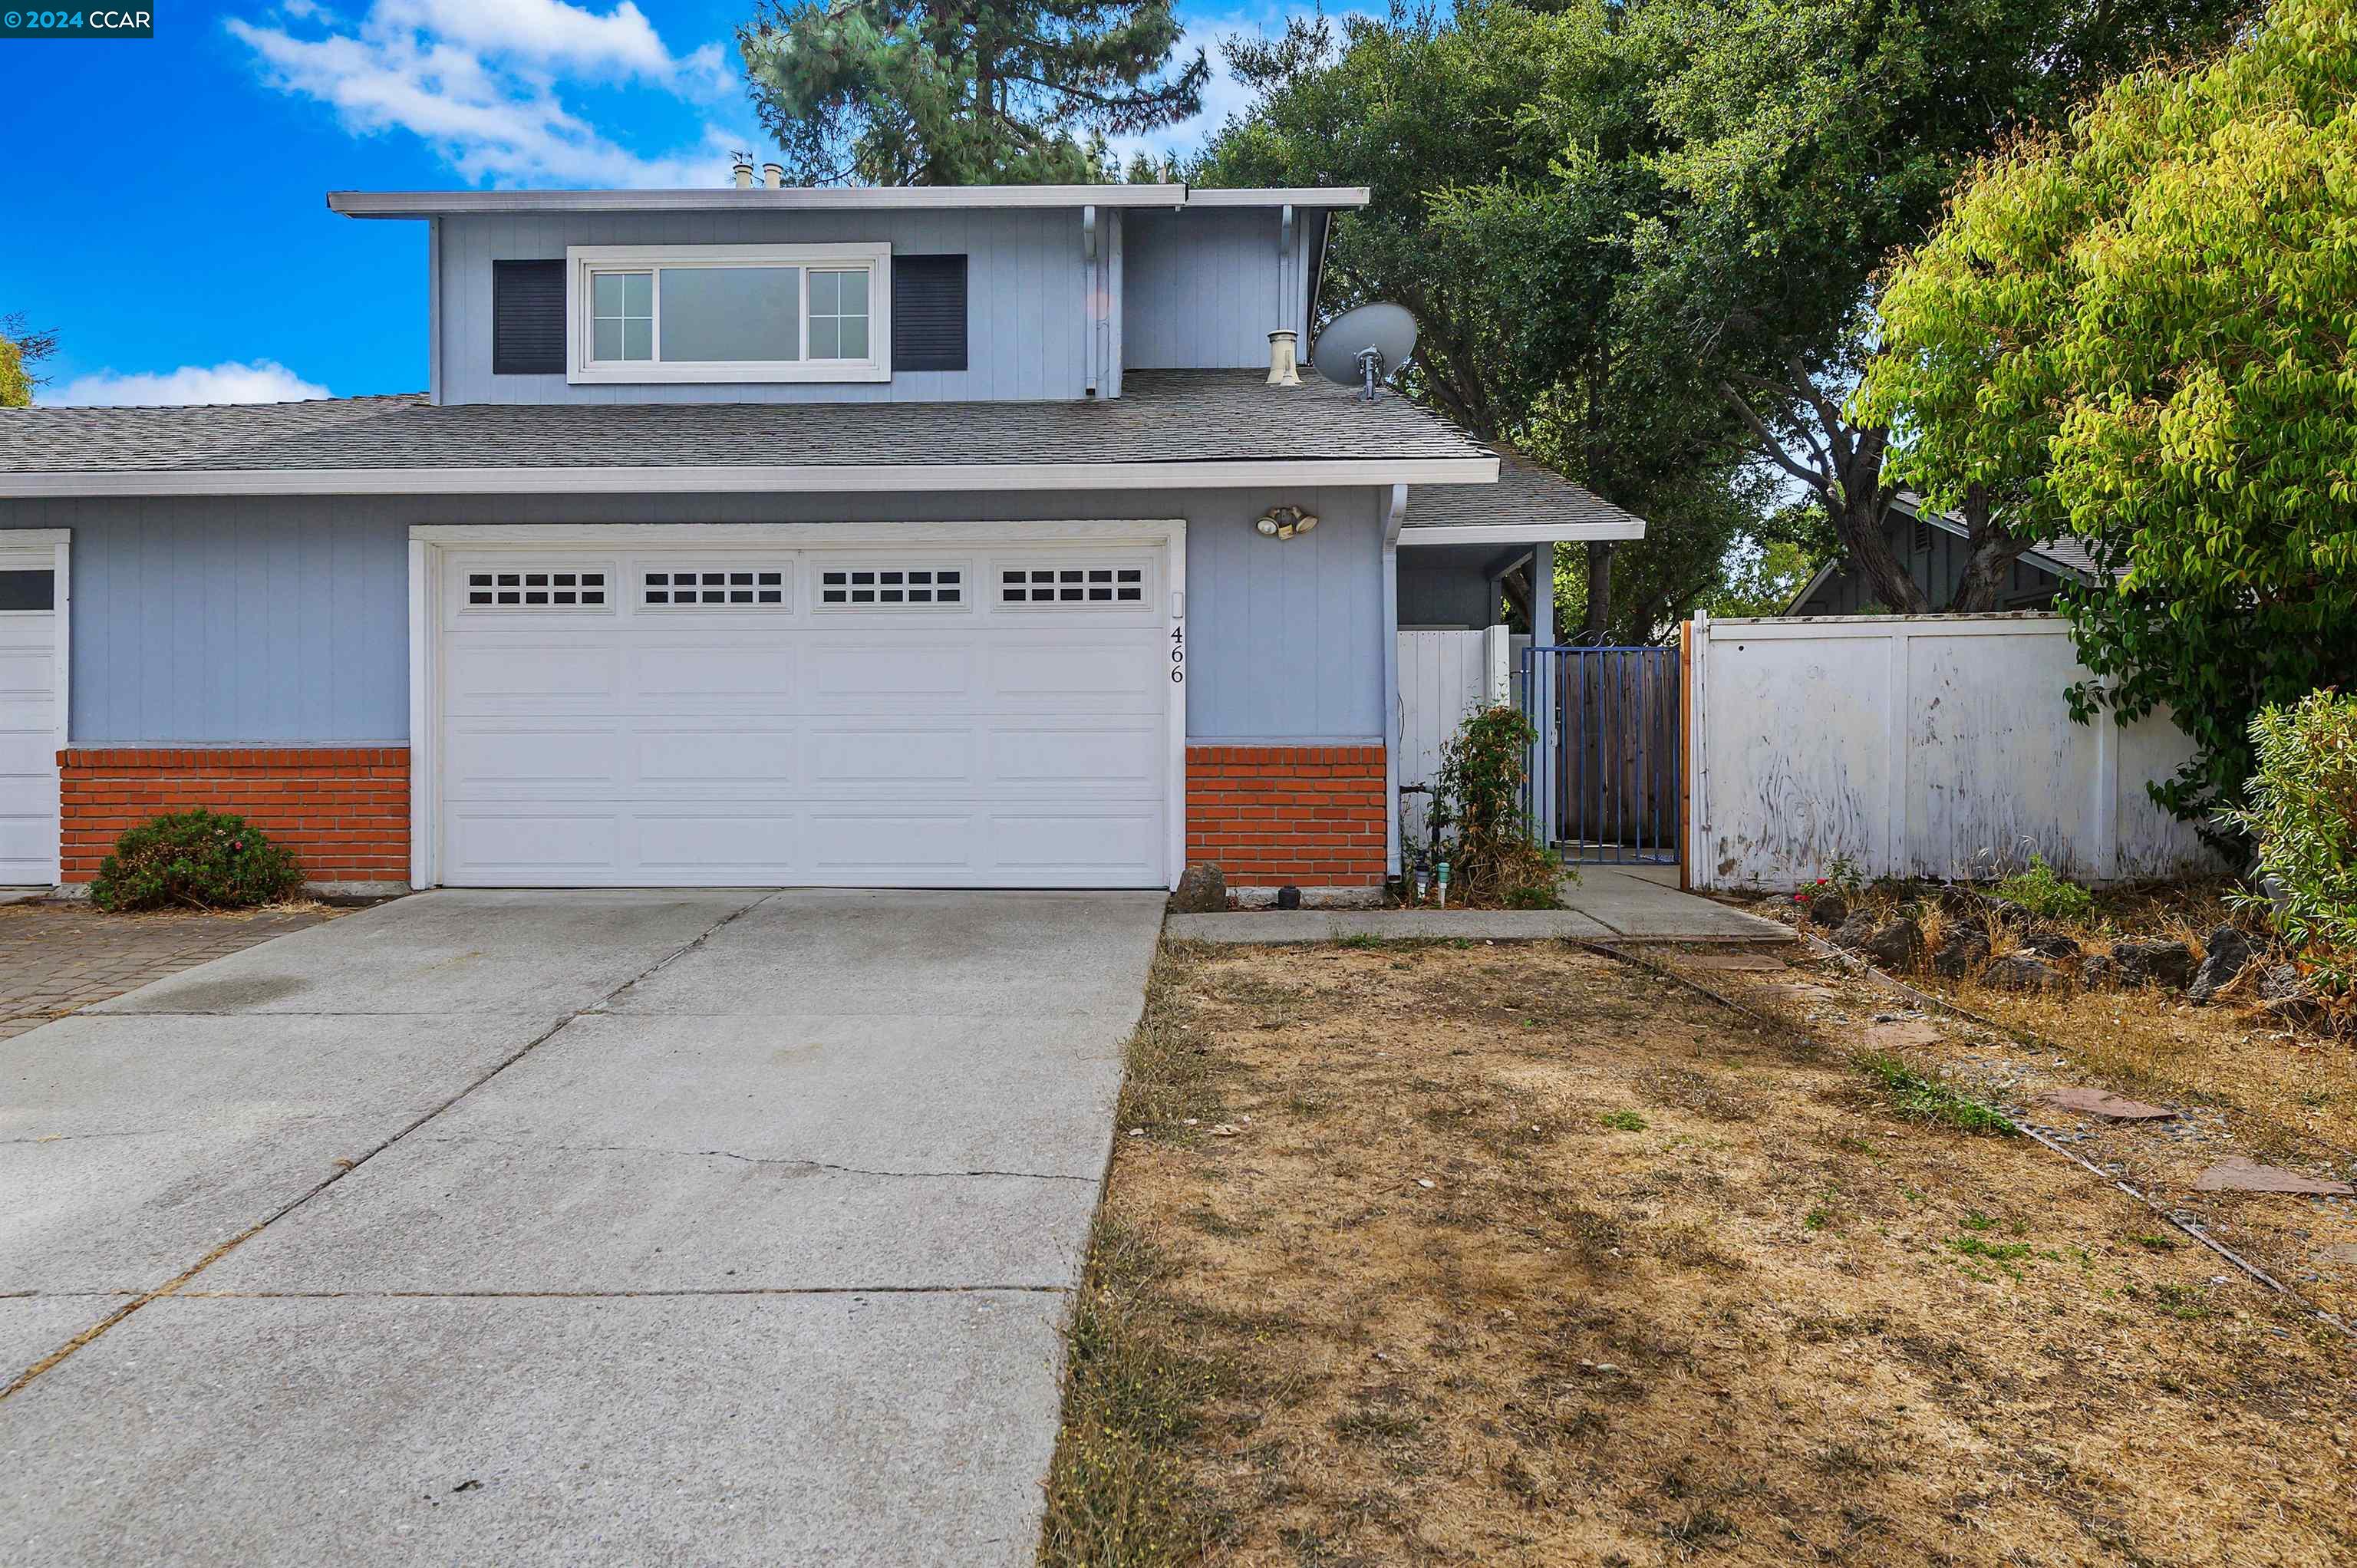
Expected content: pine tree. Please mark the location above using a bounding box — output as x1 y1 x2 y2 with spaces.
739 0 1208 186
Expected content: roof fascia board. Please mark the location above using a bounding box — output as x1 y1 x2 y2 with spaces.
1399 520 1646 545
1186 187 1370 209
0 456 1497 499
330 186 1188 217
328 184 1372 219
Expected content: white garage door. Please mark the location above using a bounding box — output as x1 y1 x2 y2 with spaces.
432 537 1175 888
0 535 63 888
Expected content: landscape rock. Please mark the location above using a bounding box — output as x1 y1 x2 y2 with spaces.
2185 927 2259 1004
2019 931 2082 961
2259 963 2304 1000
2111 937 2196 990
1831 912 1880 952
1167 862 1227 914
1931 928 1989 978
2260 993 2326 1027
1805 894 1849 929
1984 953 2066 993
2081 954 2120 990
1859 917 1925 972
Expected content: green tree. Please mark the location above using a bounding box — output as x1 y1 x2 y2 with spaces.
1197 4 1767 641
738 0 1208 185
1859 0 2357 825
0 312 57 407
1624 0 2250 612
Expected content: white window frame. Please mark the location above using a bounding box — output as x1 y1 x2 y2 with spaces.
565 242 892 386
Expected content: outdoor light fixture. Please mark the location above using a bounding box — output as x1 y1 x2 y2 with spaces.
1255 505 1319 540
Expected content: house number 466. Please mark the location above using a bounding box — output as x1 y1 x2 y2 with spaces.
1169 624 1185 684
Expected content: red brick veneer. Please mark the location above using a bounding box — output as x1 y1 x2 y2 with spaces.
1185 743 1386 888
58 746 410 885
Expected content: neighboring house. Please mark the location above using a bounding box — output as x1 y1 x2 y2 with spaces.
0 179 1642 898
1786 492 2107 615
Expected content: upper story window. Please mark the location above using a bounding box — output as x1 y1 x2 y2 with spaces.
566 243 891 385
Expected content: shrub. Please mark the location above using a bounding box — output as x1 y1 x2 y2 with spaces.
1434 705 1561 905
2224 692 2357 993
1993 855 2094 924
88 809 304 912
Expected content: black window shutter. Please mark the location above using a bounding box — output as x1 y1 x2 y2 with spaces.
892 255 968 373
493 259 567 376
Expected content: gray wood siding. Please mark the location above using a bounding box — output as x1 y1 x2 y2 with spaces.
1397 544 1507 628
1795 511 2067 615
436 209 1089 404
8 486 1387 745
1122 208 1314 371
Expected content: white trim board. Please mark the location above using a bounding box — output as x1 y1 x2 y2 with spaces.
1398 521 1647 546
328 185 1366 218
1 457 1497 500
405 519 1188 892
0 529 69 888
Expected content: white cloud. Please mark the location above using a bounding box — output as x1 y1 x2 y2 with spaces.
227 0 755 189
43 361 334 407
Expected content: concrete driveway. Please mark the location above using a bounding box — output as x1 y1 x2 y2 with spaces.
0 889 1164 1566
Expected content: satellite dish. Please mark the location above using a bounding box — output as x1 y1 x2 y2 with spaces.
1313 302 1419 401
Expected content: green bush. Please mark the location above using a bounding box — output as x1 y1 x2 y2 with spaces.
1435 705 1562 906
1993 855 2095 924
88 809 304 912
2225 691 2357 993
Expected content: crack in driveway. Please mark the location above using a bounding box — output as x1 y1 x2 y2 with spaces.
404 1132 1096 1183
1 891 780 1402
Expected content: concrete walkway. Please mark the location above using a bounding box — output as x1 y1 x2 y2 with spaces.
1 889 1164 1566
1168 863 1791 945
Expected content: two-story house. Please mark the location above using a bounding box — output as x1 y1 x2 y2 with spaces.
0 178 1643 898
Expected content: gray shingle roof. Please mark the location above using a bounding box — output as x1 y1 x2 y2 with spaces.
0 372 1488 478
1895 492 2118 585
1401 450 1646 536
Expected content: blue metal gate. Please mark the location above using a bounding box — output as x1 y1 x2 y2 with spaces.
1520 644 1681 865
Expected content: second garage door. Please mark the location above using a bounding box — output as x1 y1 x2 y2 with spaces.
431 536 1175 888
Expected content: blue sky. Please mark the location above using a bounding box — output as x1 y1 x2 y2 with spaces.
2 0 1304 405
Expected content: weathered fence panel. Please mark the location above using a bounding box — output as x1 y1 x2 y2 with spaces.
1396 628 1509 851
1525 646 1681 863
1686 612 2217 890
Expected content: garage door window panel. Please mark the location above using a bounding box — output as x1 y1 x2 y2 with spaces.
818 565 965 608
464 569 609 610
643 567 790 608
997 563 1147 606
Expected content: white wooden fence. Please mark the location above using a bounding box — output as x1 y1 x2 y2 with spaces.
1396 628 1512 851
1686 612 2217 890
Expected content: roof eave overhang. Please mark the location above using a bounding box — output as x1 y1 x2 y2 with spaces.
1398 520 1646 546
325 184 1370 219
0 456 1497 499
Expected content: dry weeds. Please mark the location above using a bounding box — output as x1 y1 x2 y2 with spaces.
1042 939 2356 1567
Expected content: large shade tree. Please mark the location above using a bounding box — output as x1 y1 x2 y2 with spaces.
1622 0 2253 611
739 0 1208 185
1195 4 1769 642
1858 0 2357 822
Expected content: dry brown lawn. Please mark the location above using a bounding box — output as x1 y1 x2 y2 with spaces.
1041 937 2357 1567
